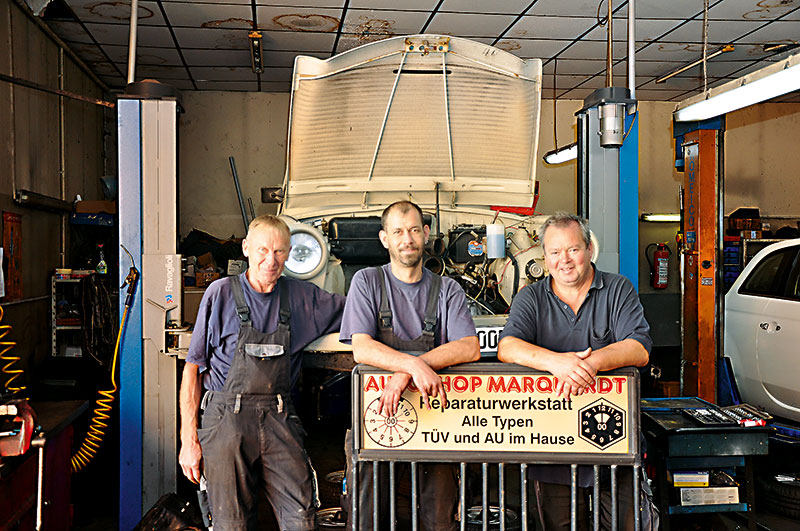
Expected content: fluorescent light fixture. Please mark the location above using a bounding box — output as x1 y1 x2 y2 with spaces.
675 51 800 122
249 31 264 74
640 213 680 222
543 142 577 165
656 45 734 84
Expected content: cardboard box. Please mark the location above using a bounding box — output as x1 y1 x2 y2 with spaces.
680 487 739 506
671 471 709 487
195 271 220 288
75 200 116 214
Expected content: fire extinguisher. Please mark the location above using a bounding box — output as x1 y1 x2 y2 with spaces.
645 242 672 289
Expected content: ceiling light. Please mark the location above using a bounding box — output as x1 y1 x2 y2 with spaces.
675 51 800 122
543 142 577 165
249 31 264 74
640 213 680 222
656 45 734 84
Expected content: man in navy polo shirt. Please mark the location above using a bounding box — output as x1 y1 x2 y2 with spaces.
498 211 651 530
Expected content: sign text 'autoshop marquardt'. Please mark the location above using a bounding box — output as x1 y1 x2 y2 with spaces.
360 372 630 454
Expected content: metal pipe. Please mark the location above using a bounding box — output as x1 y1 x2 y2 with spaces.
7 6 16 196
373 463 379 531
499 463 506 531
460 463 467 531
611 465 618 531
570 464 578 531
389 461 396 531
59 48 66 269
593 466 601 531
633 465 642 531
367 51 408 182
10 0 109 92
0 73 115 108
350 460 358 531
628 0 636 98
0 295 49 306
411 462 419 531
520 464 528 531
606 0 613 87
34 438 46 531
127 0 139 84
482 463 489 531
442 52 455 182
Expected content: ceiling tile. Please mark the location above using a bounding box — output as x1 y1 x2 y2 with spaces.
195 80 259 90
709 0 799 21
528 0 617 18
89 61 124 76
348 0 436 9
342 9 429 35
257 6 342 32
439 0 533 15
663 19 762 43
190 66 260 81
66 42 109 63
734 21 799 44
47 20 94 43
508 16 596 41
259 30 337 50
255 0 345 7
542 58 607 76
123 64 190 80
555 39 629 60
64 0 166 26
161 0 250 4
173 27 251 49
100 74 126 87
85 23 174 46
634 0 705 20
555 87 595 101
634 89 688 101
620 60 686 77
494 39 571 59
182 48 252 67
540 73 592 89
583 18 685 43
424 12 517 37
101 44 183 65
163 3 253 29
637 76 720 91
335 32 392 53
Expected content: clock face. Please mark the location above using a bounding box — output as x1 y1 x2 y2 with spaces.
363 397 418 448
579 399 626 450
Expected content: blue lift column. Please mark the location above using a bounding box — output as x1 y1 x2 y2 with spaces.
117 97 143 530
576 87 639 286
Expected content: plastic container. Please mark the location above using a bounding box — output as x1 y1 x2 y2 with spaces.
485 224 505 259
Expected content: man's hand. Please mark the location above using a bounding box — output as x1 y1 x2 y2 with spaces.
545 348 597 397
379 372 412 417
408 357 447 410
179 438 203 484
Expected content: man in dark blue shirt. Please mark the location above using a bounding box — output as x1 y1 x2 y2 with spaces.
179 215 345 531
498 212 651 530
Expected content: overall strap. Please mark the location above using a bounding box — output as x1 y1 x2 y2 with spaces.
229 274 251 326
377 267 392 331
422 273 442 338
278 278 291 326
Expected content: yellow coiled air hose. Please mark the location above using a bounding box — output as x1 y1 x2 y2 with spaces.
0 305 26 397
71 252 139 473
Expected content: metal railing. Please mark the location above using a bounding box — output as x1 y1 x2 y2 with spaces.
348 363 644 531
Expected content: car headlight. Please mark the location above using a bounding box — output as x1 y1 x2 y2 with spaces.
284 224 328 280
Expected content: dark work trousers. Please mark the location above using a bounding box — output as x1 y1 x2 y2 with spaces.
534 467 636 531
345 269 458 530
199 276 316 531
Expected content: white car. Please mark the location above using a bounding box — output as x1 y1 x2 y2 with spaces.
725 238 800 422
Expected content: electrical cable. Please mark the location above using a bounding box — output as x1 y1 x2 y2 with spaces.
71 247 139 472
0 306 26 398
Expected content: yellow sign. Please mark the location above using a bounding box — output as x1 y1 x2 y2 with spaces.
358 369 633 456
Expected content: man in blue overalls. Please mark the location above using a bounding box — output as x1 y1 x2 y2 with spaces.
340 200 481 530
179 215 345 530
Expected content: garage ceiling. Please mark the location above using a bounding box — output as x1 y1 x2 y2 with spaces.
41 0 800 102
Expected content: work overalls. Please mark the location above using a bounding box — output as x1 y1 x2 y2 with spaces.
198 275 316 531
346 268 459 531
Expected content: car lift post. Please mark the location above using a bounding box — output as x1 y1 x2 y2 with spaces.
677 122 722 402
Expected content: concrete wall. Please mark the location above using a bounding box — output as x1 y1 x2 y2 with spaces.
0 0 106 390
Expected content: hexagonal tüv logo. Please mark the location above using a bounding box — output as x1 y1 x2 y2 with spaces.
579 398 626 450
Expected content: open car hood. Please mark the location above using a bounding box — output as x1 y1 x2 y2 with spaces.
280 35 542 220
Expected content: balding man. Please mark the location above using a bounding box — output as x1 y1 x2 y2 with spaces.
179 215 345 531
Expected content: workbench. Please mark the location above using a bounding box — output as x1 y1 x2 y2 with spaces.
0 400 89 530
641 398 770 531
